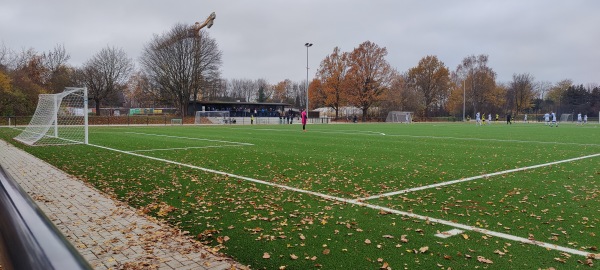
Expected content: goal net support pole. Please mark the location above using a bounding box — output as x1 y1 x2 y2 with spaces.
84 87 88 144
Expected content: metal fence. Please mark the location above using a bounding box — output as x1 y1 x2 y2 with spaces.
1 115 332 126
0 165 91 270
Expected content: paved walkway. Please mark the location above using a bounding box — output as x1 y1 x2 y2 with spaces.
0 140 246 270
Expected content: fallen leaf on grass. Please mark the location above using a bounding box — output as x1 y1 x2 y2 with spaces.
290 254 298 260
477 256 493 264
400 235 408 243
263 252 271 259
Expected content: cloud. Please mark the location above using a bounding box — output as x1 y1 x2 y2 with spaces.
1 0 598 85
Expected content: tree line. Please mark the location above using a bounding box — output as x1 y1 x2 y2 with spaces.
312 46 600 120
1 28 599 119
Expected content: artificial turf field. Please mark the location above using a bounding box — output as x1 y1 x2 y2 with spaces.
1 122 599 269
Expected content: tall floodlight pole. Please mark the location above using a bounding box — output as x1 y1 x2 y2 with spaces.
305 43 313 113
462 80 466 121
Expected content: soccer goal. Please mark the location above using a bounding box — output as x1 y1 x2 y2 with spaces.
194 111 231 125
171 118 183 125
14 87 88 146
386 111 413 123
559 114 572 122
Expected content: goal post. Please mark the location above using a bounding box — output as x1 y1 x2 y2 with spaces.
194 111 231 125
14 87 88 146
386 111 413 123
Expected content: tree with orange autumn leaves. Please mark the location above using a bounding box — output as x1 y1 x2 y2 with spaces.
406 55 451 117
315 47 349 119
314 42 396 121
346 41 396 122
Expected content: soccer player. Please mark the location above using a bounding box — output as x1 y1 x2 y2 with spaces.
506 113 512 125
488 113 492 125
584 114 588 124
301 109 307 131
476 112 482 126
550 111 558 127
544 113 550 125
524 114 528 123
577 113 582 125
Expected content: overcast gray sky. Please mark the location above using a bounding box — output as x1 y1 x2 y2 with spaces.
1 0 598 86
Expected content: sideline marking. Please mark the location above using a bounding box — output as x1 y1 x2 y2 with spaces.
353 153 600 202
124 132 253 146
87 142 597 258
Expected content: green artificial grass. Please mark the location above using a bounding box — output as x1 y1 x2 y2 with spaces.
1 122 599 269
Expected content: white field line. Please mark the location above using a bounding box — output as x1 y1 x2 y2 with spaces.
229 127 386 136
385 133 600 147
124 131 253 146
230 127 600 147
88 142 597 258
128 145 246 153
354 153 600 202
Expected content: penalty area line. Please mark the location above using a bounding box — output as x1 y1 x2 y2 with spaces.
128 144 247 153
87 142 597 259
124 131 253 146
354 153 600 202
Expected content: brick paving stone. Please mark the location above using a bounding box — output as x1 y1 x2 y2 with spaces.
0 140 247 270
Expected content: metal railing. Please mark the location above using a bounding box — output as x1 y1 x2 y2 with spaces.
0 165 91 270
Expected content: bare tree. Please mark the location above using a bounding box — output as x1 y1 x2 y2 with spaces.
42 44 73 93
510 73 535 114
79 46 134 115
455 54 497 116
140 24 221 116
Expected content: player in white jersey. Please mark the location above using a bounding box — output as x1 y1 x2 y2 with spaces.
577 113 582 125
544 113 550 125
550 112 558 127
488 113 492 125
584 114 588 124
523 114 528 123
475 112 481 126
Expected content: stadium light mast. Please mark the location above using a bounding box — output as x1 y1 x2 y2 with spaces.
462 80 466 121
305 43 313 113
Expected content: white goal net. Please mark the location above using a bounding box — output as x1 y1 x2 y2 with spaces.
195 111 231 125
386 111 413 123
14 87 88 146
559 114 572 122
